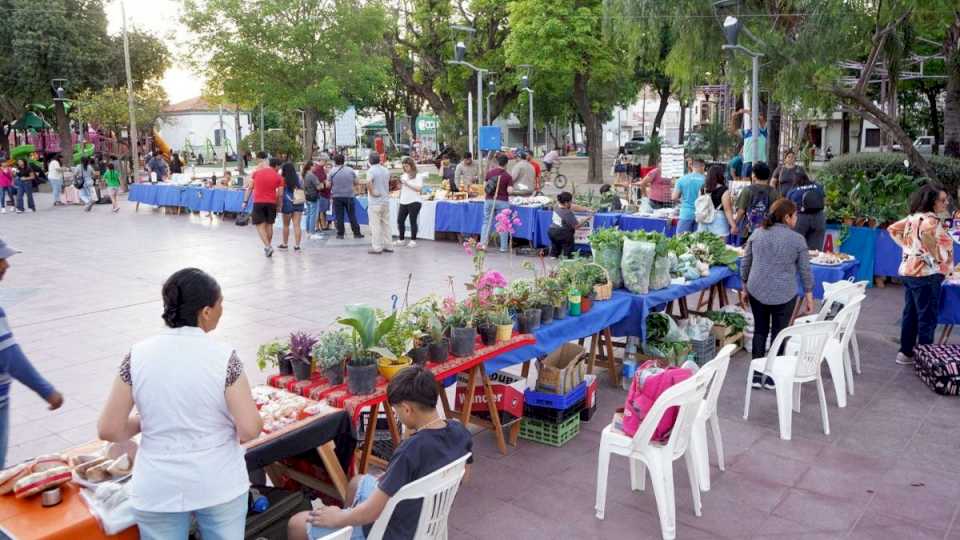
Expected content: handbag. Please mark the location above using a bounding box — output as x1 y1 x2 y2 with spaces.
292 187 306 205
235 212 250 226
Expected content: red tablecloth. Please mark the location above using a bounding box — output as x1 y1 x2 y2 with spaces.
269 333 537 424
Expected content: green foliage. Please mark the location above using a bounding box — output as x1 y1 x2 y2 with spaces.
674 231 739 270
240 130 300 161
74 83 168 133
489 307 514 326
821 170 923 225
820 153 960 192
314 330 353 371
337 305 397 365
686 120 738 162
705 311 748 336
445 302 474 329
256 340 289 371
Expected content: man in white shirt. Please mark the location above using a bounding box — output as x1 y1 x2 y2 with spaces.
511 151 536 191
47 154 64 206
543 147 561 171
366 153 393 254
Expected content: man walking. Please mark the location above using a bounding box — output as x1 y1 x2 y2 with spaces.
366 153 392 254
329 155 363 240
672 158 706 234
244 158 284 257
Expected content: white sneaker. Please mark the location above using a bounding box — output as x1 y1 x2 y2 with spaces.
895 352 914 365
394 240 407 247
1 208 5 214
407 240 417 248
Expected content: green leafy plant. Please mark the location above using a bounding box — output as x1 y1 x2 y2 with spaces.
427 314 448 343
705 311 748 337
288 331 319 366
445 302 474 329
674 231 738 270
505 279 536 312
256 339 290 371
314 330 352 371
337 304 396 366
489 308 514 326
378 319 417 361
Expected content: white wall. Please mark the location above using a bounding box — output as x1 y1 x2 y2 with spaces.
158 112 254 155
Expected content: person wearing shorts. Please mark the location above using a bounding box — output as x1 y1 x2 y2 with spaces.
244 158 284 257
102 163 122 212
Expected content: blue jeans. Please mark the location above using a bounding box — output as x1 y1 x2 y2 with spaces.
305 200 320 233
0 403 9 469
134 493 248 540
676 218 696 234
14 179 34 211
308 475 376 540
900 274 944 356
481 199 510 250
50 178 63 205
79 183 94 205
1 187 14 208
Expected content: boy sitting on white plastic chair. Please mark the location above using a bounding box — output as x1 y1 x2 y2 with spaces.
288 366 473 540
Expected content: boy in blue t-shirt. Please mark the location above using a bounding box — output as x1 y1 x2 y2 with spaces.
672 158 706 234
289 365 473 540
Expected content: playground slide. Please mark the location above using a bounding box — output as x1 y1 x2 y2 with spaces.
153 129 172 160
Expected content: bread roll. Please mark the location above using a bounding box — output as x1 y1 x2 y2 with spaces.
31 455 69 473
84 461 112 483
14 466 71 498
75 456 109 478
106 455 132 478
0 464 30 495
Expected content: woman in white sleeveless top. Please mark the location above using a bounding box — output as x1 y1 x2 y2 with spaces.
98 268 262 539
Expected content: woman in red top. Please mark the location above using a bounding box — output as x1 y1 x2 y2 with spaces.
887 184 953 365
637 158 673 208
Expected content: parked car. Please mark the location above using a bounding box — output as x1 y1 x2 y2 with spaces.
623 135 646 155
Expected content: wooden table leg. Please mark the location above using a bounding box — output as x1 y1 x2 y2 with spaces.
939 325 954 345
508 361 531 447
603 328 619 387
358 402 379 474
384 403 401 446
479 366 508 455
459 366 479 425
679 297 690 319
718 283 729 308
587 332 600 375
437 381 454 419
317 441 349 502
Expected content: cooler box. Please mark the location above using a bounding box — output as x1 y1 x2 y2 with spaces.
455 370 525 420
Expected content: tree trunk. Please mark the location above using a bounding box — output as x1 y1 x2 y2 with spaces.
234 107 244 176
570 119 577 148
767 101 782 170
572 73 603 183
54 100 73 167
384 110 397 144
0 127 9 158
943 11 960 158
923 86 942 155
302 107 317 161
678 101 687 145
841 111 850 154
650 86 670 139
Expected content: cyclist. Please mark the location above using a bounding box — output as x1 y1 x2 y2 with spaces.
543 147 561 172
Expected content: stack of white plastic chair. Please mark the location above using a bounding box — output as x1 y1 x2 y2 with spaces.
690 344 736 492
802 280 868 375
744 321 837 440
595 365 714 540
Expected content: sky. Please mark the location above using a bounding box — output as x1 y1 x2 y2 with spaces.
105 0 204 105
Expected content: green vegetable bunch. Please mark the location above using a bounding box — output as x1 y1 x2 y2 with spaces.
705 311 748 336
588 228 624 251
675 231 738 270
256 339 290 371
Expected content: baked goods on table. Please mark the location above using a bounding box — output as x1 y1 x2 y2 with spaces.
71 441 138 487
809 251 854 265
252 386 332 433
0 454 72 498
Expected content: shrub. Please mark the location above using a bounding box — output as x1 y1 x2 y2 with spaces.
819 152 960 193
239 130 301 161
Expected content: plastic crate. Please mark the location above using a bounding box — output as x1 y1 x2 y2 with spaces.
524 399 584 423
691 337 716 366
524 381 587 409
519 414 581 447
580 403 598 422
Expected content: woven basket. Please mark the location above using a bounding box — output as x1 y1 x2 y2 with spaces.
590 263 613 300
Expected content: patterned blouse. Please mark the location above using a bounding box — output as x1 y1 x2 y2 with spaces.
888 212 954 277
120 351 244 388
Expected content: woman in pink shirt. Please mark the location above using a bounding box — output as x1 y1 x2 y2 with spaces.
637 158 673 208
0 164 13 213
887 184 953 366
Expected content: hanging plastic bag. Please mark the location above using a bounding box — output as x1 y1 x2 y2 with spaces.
622 238 656 294
680 315 714 341
639 197 655 215
649 254 672 291
591 240 623 289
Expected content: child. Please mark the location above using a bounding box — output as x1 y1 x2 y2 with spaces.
548 191 593 258
288 366 472 540
102 163 121 212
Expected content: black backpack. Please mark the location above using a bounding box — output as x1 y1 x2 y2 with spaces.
746 185 772 231
800 184 825 213
484 174 501 197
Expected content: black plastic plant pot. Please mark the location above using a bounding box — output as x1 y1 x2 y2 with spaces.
523 308 542 331
539 304 555 324
409 345 430 366
291 360 312 381
450 327 478 357
347 363 378 395
278 354 294 376
323 365 344 385
428 339 450 363
477 324 497 346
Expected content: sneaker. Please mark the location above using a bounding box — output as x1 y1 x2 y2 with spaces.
294 246 301 251
85 203 93 212
383 248 394 253
368 249 383 255
30 208 36 212
407 240 417 248
751 374 764 389
354 234 365 239
895 352 914 365
266 247 274 258
335 235 344 240
1 208 5 214
763 376 776 390
394 240 407 247
112 208 120 213
15 209 23 214
277 244 288 250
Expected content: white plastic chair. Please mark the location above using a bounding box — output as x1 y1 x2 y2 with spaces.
800 280 867 375
690 344 736 492
744 321 836 440
595 366 713 540
367 453 470 540
315 527 353 540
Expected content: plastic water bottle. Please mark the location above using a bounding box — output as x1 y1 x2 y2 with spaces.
249 489 270 514
621 359 637 391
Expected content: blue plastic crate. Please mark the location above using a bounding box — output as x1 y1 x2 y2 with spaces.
524 382 587 410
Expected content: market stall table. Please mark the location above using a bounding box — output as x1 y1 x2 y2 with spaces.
723 259 861 300
619 215 677 236
434 201 542 242
0 398 353 540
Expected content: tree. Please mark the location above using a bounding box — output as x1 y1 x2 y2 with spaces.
74 83 168 136
184 0 390 159
507 0 639 182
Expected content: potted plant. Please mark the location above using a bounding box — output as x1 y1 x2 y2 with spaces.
314 329 352 384
474 309 497 346
534 288 555 324
425 315 449 362
491 308 515 342
403 299 438 365
507 280 541 333
288 331 319 381
372 320 415 381
446 302 477 357
338 304 396 395
542 274 568 320
256 339 291 375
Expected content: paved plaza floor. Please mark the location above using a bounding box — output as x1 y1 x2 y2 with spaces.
1 192 958 539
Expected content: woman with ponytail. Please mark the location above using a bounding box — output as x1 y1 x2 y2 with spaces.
97 268 262 539
740 199 814 389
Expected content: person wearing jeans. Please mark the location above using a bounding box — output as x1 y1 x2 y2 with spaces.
672 158 705 234
0 164 14 213
302 160 321 236
47 154 64 206
740 198 814 389
366 153 392 254
328 155 362 239
14 159 36 213
888 185 952 365
397 157 424 247
480 154 513 251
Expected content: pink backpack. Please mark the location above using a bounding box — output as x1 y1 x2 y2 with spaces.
621 363 693 441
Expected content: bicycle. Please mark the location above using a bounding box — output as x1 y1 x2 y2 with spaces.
541 161 568 190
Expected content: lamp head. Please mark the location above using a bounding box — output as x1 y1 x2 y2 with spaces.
454 41 466 62
722 16 741 47
521 75 529 90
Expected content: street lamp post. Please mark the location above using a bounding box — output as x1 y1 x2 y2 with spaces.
519 65 534 155
721 16 763 167
447 27 488 158
486 79 495 125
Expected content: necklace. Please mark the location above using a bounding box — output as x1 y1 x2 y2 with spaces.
418 416 446 431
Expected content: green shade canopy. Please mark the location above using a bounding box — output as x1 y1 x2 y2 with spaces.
11 112 51 131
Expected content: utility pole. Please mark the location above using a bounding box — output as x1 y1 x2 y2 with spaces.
218 104 226 175
121 0 139 183
259 103 265 152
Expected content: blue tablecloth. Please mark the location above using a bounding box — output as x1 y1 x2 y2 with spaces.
485 293 634 372
938 283 960 325
724 260 860 300
128 184 254 213
611 266 736 342
619 215 676 236
434 201 541 241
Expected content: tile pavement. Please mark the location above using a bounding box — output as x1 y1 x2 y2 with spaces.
2 192 959 539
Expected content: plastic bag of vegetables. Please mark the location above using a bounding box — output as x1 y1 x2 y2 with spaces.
589 228 624 289
622 238 656 294
649 254 672 291
643 313 691 365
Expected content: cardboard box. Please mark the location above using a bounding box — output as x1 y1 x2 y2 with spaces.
536 343 587 395
455 370 525 420
711 323 743 353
